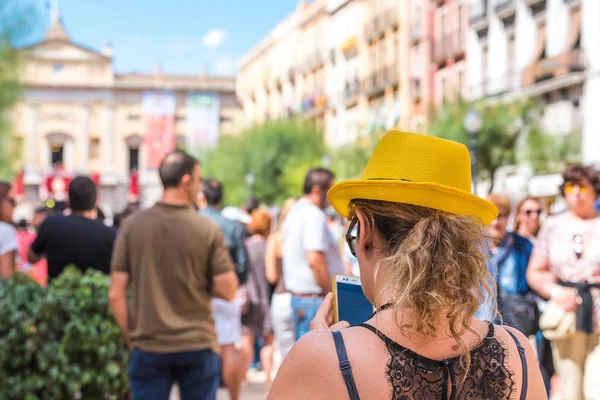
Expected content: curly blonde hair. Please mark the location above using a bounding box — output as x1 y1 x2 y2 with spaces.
349 199 496 374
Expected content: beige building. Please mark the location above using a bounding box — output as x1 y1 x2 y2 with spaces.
237 0 328 130
236 0 434 147
237 0 342 146
12 16 239 219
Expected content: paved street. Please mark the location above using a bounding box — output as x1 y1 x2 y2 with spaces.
218 370 271 400
217 382 270 400
170 370 271 400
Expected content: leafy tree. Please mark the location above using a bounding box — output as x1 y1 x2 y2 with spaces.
0 0 41 179
428 97 551 193
198 119 325 206
524 128 582 174
198 119 381 207
329 133 381 181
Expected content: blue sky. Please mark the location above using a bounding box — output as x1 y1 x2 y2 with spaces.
26 0 298 76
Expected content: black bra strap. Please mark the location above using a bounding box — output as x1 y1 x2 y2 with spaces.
355 323 395 347
332 331 360 400
505 329 528 400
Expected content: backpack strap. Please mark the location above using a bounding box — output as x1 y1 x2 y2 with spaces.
505 329 528 400
331 331 360 400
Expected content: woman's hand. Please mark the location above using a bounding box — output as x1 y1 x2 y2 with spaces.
310 292 350 331
554 286 580 312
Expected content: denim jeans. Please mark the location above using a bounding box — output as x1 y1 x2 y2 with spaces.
291 296 323 340
129 348 220 400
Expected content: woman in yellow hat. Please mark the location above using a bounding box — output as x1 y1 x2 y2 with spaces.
268 131 546 399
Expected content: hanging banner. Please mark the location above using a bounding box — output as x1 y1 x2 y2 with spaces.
142 91 176 168
186 92 220 149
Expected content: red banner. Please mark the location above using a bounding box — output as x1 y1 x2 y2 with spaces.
142 91 175 168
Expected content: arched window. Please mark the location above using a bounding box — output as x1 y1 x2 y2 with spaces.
46 132 70 168
125 134 143 172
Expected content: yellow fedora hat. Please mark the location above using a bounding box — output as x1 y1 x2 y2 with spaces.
328 131 498 225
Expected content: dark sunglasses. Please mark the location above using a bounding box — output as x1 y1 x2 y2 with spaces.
522 209 542 216
346 217 359 257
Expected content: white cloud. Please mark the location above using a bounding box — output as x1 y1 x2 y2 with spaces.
214 57 236 76
202 29 228 49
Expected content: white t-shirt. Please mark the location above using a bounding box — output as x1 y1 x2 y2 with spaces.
282 198 344 294
0 222 17 279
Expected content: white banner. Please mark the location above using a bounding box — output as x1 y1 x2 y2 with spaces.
186 93 220 148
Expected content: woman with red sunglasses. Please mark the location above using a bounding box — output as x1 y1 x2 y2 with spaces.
527 164 600 400
0 181 17 280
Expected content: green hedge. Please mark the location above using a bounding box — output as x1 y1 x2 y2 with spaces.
0 267 129 399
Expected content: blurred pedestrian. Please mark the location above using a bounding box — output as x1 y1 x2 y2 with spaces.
32 206 51 232
109 151 238 400
514 196 554 394
514 197 543 243
476 194 537 336
527 164 600 400
241 208 274 383
113 202 140 229
200 178 249 400
265 197 296 360
243 197 260 216
325 206 345 245
29 207 51 285
0 182 17 280
28 176 116 280
282 168 343 340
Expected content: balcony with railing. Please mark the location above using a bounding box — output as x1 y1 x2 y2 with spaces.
373 15 385 38
382 6 399 30
309 50 325 70
383 66 399 88
364 20 375 42
469 0 489 32
434 31 467 64
495 0 516 22
522 48 584 87
362 69 385 97
525 0 546 7
299 91 327 117
411 22 422 43
344 77 360 106
411 78 422 101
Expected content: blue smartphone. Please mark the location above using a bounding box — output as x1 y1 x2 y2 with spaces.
332 275 375 326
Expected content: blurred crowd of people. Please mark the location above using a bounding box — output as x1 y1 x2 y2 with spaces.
1 153 599 400
0 178 140 286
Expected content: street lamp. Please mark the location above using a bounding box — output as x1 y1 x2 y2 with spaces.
245 172 255 196
463 108 482 195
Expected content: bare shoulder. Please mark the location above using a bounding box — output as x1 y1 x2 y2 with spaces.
268 329 346 400
495 326 548 400
277 328 339 370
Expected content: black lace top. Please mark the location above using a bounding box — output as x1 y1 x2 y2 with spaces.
358 323 517 400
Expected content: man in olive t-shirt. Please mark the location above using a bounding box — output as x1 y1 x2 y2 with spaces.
109 151 238 400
